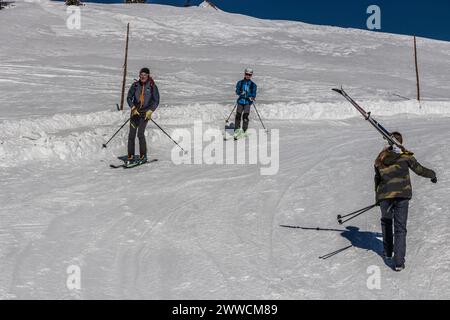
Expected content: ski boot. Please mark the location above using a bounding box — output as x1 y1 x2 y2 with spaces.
394 264 405 272
233 128 244 140
138 155 148 165
126 154 136 166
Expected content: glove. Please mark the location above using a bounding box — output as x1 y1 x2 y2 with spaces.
249 97 255 102
145 110 153 121
431 177 438 184
131 106 140 117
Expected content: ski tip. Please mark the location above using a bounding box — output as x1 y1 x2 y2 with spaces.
332 88 343 94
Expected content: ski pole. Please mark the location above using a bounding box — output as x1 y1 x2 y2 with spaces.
337 204 378 225
102 117 131 149
150 119 188 154
253 103 267 131
225 104 237 123
280 225 345 232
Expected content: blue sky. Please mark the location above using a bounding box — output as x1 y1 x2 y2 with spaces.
80 0 450 42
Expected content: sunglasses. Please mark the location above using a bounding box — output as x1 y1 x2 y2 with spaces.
140 73 149 77
245 74 253 77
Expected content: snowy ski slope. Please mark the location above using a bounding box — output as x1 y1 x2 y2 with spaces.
0 1 449 299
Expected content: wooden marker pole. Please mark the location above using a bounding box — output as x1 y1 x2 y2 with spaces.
119 23 130 111
414 35 421 102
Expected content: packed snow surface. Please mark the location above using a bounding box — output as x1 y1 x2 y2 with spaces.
0 1 449 299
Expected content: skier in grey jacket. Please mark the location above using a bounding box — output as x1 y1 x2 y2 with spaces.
127 67 160 163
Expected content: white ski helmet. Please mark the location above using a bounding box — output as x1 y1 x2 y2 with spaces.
244 68 254 75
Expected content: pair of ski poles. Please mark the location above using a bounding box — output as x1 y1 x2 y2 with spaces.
337 203 378 225
225 102 268 132
319 204 378 259
102 115 187 154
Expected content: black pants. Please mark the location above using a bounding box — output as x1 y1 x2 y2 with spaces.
380 199 409 266
128 115 148 157
235 104 251 132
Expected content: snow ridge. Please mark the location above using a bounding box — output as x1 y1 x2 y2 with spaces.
0 100 448 166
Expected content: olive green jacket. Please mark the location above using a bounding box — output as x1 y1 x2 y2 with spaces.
374 150 436 201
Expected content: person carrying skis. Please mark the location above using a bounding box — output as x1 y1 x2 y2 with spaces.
127 67 160 164
234 68 257 139
374 132 437 271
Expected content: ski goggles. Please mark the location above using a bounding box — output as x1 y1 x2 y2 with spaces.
245 73 253 77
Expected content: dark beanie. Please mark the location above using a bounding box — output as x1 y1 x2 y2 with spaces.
140 67 150 75
391 131 403 144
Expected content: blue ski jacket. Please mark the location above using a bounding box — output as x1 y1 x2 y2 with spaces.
236 79 257 105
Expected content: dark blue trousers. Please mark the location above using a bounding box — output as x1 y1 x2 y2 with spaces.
380 199 409 266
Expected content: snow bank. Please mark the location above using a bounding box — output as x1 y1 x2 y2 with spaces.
0 110 121 140
0 100 448 166
259 100 450 120
162 100 450 125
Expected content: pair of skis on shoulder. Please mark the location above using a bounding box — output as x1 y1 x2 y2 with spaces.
332 87 409 152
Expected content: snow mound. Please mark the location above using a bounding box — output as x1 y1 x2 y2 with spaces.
0 100 448 166
259 100 450 120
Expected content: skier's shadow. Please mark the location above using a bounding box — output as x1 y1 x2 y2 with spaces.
340 226 386 261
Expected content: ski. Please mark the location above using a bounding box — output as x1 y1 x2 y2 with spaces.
223 123 235 141
110 164 126 169
124 158 158 169
332 87 406 150
110 159 158 169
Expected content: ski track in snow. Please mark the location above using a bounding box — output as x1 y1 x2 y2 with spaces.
2 118 448 299
1 1 450 299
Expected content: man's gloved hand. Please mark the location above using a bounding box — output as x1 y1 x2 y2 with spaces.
431 177 438 184
131 106 140 117
249 97 255 102
145 110 153 121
